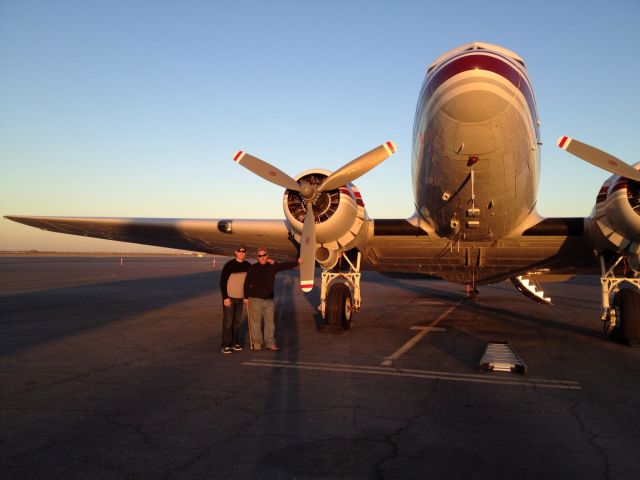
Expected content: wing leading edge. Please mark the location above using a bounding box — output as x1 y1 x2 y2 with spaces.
4 216 299 259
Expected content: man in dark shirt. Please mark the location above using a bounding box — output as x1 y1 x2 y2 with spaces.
219 245 251 354
243 247 302 351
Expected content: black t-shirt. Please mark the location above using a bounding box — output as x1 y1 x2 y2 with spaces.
244 261 298 299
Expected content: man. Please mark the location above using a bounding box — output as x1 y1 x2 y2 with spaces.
219 245 251 354
243 248 302 351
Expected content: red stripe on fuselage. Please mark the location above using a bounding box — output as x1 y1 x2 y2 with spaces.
423 52 539 140
596 184 610 204
610 178 629 193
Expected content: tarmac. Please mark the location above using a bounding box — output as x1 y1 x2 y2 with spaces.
1 256 640 479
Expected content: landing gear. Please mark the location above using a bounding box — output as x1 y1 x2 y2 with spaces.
611 289 640 345
319 252 361 331
326 283 353 329
599 255 640 345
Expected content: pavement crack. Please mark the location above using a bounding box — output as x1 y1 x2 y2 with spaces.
569 397 611 479
373 388 437 479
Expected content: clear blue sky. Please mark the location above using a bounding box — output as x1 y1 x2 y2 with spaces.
1 0 639 252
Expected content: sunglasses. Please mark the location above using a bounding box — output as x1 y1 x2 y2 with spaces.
237 249 246 253
258 254 267 257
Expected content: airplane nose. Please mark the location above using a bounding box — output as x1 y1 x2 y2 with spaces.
441 88 511 123
453 122 496 155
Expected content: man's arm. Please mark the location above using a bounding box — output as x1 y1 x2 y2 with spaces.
275 258 303 273
243 267 253 299
220 262 231 300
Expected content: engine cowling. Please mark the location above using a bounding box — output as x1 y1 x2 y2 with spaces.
587 163 640 271
283 169 368 269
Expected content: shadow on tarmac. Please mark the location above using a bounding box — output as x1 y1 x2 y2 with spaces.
0 270 218 356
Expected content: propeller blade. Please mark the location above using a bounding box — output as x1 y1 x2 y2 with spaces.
319 141 397 192
299 202 316 292
233 150 301 191
557 136 640 182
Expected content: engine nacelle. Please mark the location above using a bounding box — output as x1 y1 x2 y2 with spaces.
283 169 368 269
587 163 640 271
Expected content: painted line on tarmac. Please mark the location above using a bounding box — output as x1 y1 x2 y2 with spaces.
243 359 581 390
380 299 463 366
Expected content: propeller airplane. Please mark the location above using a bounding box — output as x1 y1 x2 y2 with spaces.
7 42 640 344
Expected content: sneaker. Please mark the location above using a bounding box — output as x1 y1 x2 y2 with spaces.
221 346 232 354
266 344 281 351
232 344 243 351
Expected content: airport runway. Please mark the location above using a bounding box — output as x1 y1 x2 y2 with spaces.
1 256 639 479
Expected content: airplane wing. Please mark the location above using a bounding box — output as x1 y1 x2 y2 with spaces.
4 216 299 259
6 214 599 278
364 216 599 284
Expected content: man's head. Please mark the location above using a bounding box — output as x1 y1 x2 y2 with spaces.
257 247 268 264
234 245 247 261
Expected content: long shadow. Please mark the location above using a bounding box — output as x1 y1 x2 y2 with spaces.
292 267 340 330
364 272 601 339
0 270 220 356
428 325 489 372
424 300 602 373
364 271 466 303
456 298 601 339
254 270 303 476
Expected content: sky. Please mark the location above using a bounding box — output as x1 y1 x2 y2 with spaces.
1 0 639 252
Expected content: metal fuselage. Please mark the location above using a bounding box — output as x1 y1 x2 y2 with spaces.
412 43 540 240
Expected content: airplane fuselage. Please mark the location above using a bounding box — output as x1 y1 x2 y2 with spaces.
412 42 541 240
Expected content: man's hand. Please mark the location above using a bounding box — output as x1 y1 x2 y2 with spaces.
223 298 231 307
243 298 249 306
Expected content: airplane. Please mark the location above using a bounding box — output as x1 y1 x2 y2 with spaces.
6 42 640 344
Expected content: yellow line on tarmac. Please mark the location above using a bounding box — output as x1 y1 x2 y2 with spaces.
380 299 462 366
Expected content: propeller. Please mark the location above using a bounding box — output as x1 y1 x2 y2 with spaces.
233 150 301 191
557 136 640 182
299 201 316 292
233 141 397 292
318 142 397 192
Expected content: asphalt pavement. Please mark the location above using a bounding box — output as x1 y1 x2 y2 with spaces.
1 256 639 479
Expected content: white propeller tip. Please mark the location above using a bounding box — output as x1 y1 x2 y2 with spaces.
383 141 397 156
556 136 572 150
233 150 246 162
300 282 314 292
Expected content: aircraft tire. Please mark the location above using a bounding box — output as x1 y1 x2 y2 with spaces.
612 288 640 345
326 283 353 330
